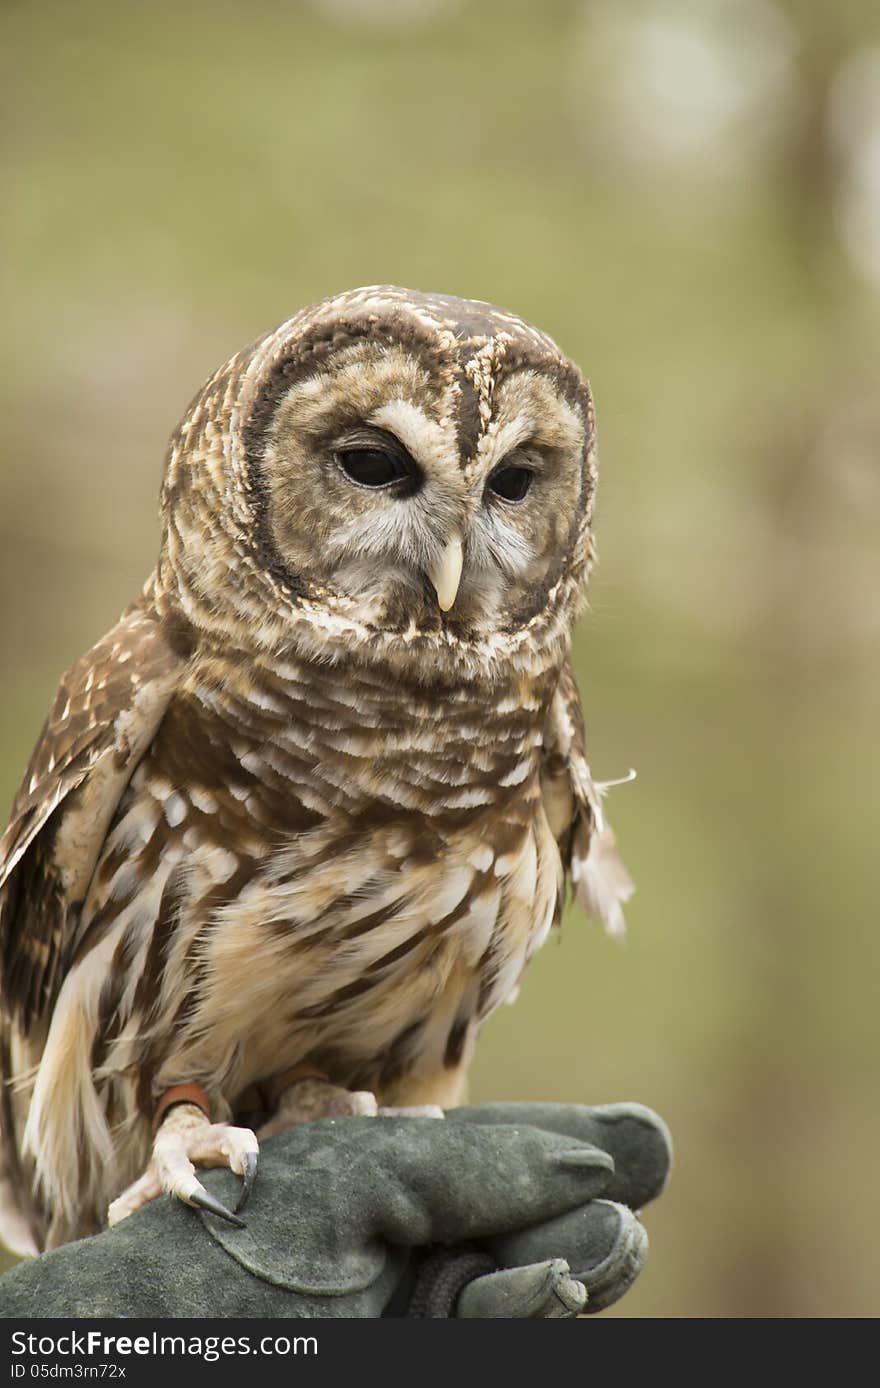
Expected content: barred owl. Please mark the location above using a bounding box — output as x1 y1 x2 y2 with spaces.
0 286 633 1253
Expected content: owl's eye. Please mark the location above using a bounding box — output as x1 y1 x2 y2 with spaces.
337 448 407 488
486 465 534 503
334 433 417 490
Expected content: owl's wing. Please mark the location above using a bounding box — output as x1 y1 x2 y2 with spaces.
541 659 634 938
0 582 182 1031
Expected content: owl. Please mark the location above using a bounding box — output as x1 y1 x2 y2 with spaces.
0 286 633 1254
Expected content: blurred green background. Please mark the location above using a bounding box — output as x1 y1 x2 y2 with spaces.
2 0 879 1316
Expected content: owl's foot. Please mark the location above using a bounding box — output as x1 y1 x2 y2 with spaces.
257 1077 444 1137
107 1100 259 1229
256 1078 378 1137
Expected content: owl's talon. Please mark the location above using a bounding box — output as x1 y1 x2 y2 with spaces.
108 1102 259 1228
235 1151 259 1213
188 1183 246 1228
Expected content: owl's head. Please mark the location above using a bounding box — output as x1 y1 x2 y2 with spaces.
160 287 597 685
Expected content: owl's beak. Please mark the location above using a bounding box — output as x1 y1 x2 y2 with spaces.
427 534 464 612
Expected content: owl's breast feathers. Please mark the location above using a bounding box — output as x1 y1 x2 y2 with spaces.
0 582 627 1246
79 611 570 1105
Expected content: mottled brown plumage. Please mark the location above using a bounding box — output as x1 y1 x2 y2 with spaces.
0 286 632 1252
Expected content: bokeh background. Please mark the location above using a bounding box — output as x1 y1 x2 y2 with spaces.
2 0 879 1316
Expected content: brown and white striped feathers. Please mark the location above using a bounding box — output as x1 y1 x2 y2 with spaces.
0 286 633 1251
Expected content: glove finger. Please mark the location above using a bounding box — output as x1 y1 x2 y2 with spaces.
451 1103 672 1209
456 1259 587 1319
487 1199 648 1314
363 1120 617 1245
198 1118 617 1293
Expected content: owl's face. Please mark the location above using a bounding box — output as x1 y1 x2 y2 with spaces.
161 287 597 683
261 339 588 639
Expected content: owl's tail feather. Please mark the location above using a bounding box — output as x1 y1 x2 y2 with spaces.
21 938 118 1244
0 1025 41 1256
0 1171 39 1258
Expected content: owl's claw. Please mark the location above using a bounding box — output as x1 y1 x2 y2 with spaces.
234 1151 259 1213
108 1102 260 1228
188 1183 246 1228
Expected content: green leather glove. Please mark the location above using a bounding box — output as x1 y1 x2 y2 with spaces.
0 1102 671 1319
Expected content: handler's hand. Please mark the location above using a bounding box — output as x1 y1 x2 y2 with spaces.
0 1102 671 1318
